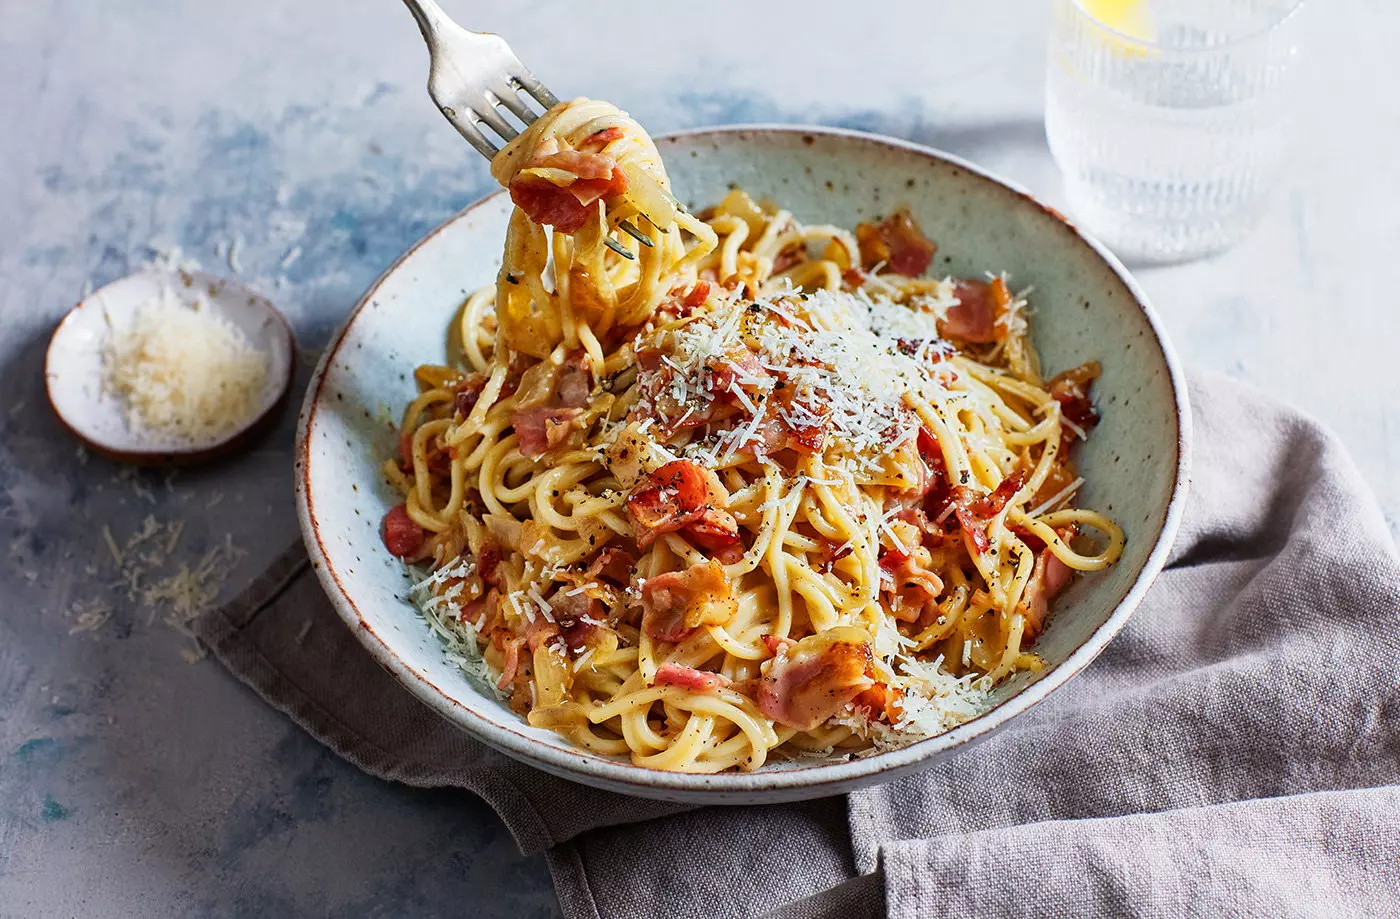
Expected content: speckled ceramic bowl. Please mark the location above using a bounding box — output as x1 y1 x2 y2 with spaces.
295 126 1192 803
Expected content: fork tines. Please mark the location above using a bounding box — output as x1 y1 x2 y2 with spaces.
409 0 650 257
450 75 558 157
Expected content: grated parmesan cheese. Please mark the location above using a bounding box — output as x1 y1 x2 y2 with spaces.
103 288 269 442
634 285 958 475
75 504 245 661
410 557 506 697
66 598 113 635
1027 476 1085 518
141 534 244 631
830 615 992 748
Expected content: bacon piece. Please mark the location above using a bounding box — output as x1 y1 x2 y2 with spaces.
815 538 853 574
772 245 804 274
561 620 596 652
459 595 488 627
1048 361 1102 448
757 627 876 731
508 149 629 234
578 126 625 151
547 587 603 650
556 349 594 409
509 177 595 234
942 471 1028 557
463 589 501 633
952 504 992 556
454 374 488 417
685 509 745 564
911 428 950 511
947 487 994 557
758 416 793 455
893 505 933 537
496 635 525 690
655 280 713 322
654 662 731 694
978 470 1027 517
627 460 710 542
532 148 617 181
878 543 941 589
661 401 719 436
525 615 560 652
549 588 602 624
584 546 635 587
761 634 796 657
634 346 665 375
1011 525 1045 551
707 350 767 397
916 427 945 472
1021 527 1078 640
626 460 740 556
381 504 426 558
476 542 501 587
851 682 904 723
880 550 945 624
639 558 738 643
508 352 594 454
939 277 1012 344
878 546 909 573
855 208 936 276
682 280 712 310
513 406 585 458
782 400 829 455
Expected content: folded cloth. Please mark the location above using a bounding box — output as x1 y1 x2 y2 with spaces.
194 372 1400 919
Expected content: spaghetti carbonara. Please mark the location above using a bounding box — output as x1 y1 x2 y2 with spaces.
379 98 1123 772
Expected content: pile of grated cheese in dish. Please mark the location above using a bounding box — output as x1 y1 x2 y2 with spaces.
102 286 269 442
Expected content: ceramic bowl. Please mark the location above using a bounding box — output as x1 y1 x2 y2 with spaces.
295 126 1192 803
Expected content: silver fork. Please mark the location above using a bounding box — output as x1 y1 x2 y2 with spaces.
400 0 651 259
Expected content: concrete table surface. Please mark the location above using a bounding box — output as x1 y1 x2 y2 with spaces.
1 0 1395 915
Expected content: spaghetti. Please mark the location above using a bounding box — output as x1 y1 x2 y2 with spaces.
379 98 1124 772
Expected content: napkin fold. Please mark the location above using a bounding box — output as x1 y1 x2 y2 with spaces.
194 373 1400 919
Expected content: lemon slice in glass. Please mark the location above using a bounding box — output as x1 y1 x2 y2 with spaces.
1080 0 1157 52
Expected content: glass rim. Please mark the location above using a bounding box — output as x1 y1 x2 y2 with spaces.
1067 0 1307 53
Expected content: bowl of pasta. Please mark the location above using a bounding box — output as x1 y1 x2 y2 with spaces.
296 101 1191 802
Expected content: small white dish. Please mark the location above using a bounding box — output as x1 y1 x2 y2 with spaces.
46 269 295 465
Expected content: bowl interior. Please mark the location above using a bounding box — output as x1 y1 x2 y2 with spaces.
296 127 1188 803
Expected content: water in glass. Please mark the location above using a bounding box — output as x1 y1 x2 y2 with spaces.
1046 0 1305 262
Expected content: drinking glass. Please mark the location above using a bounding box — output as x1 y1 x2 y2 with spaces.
1045 0 1307 263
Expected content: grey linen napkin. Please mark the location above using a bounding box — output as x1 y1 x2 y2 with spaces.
193 372 1400 919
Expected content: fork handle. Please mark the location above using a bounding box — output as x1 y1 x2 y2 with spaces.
401 0 453 44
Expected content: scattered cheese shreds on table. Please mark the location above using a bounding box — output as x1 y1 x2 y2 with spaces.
79 509 245 662
66 598 113 635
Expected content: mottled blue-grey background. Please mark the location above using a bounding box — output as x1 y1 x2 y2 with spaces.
2 0 1395 915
